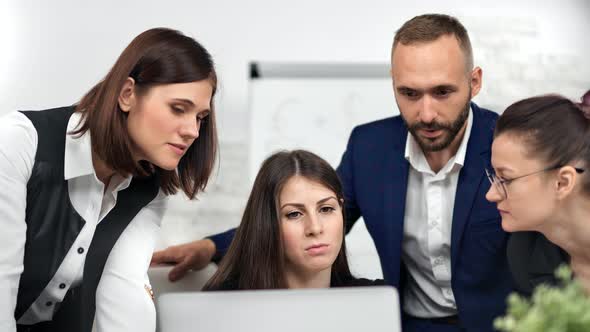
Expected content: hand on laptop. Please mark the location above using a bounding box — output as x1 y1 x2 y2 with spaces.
151 239 216 282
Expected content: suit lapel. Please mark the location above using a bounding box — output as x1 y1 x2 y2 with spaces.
383 123 409 285
451 104 492 272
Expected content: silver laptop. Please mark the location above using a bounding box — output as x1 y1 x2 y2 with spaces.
157 286 400 332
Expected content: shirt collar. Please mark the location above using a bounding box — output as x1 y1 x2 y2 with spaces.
404 106 473 175
63 112 133 191
64 112 94 180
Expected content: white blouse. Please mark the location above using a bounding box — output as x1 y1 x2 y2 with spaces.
0 110 168 332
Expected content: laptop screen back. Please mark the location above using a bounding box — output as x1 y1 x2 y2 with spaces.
157 286 400 332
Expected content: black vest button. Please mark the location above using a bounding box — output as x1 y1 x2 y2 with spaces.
59 283 66 289
77 247 84 254
45 301 53 306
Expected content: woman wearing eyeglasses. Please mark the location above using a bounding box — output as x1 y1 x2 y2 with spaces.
485 91 590 294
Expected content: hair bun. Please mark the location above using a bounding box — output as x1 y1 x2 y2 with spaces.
578 90 590 118
582 90 590 107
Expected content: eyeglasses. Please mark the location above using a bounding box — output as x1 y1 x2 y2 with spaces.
485 165 585 200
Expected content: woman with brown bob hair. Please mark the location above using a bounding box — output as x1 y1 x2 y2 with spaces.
203 150 381 291
486 91 590 294
0 28 217 332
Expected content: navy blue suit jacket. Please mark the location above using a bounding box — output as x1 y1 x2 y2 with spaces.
335 102 512 331
210 102 513 331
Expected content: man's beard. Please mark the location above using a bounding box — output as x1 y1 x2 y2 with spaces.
402 99 471 152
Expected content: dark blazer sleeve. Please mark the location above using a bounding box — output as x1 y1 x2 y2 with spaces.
336 127 362 233
507 231 569 296
207 228 236 263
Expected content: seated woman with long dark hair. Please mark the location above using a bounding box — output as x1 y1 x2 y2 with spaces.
203 150 382 290
486 90 590 293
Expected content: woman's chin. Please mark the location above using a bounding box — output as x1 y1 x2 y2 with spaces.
304 257 336 272
501 217 526 233
151 159 179 171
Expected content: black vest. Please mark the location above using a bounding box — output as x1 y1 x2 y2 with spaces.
15 106 160 331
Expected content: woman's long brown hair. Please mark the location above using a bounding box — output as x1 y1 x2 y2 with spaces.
73 28 218 198
203 150 353 290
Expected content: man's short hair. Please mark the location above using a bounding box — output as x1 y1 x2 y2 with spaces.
392 14 474 71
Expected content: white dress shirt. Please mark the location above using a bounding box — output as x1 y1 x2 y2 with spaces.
0 111 168 331
401 108 473 318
